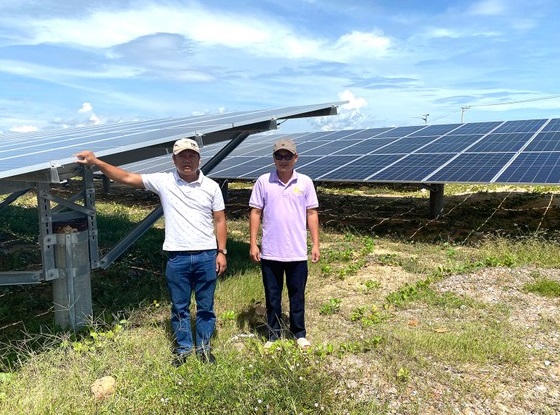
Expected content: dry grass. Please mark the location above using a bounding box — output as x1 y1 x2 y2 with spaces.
1 182 560 414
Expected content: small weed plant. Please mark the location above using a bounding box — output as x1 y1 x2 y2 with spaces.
319 297 342 315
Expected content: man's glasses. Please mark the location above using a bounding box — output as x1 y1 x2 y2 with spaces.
274 152 294 161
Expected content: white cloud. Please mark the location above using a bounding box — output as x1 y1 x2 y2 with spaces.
1 0 557 133
424 28 462 39
310 90 368 130
339 90 367 110
0 59 143 81
10 125 39 133
78 102 93 113
331 31 391 61
468 0 507 16
15 3 390 63
76 102 102 126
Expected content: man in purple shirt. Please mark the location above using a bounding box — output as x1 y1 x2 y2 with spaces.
249 138 320 349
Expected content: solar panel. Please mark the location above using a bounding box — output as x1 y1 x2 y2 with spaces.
497 152 560 183
98 116 560 186
466 132 535 153
426 153 517 183
324 139 395 155
491 119 546 133
0 102 343 184
407 124 462 137
525 131 560 151
418 135 484 153
454 121 503 135
541 119 560 132
311 155 403 181
203 117 560 185
369 153 458 182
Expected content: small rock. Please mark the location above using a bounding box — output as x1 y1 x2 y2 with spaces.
91 376 116 400
534 384 547 394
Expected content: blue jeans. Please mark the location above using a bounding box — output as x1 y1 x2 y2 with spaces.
261 259 308 341
165 250 217 354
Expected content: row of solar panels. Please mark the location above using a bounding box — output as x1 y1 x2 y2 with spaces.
0 102 342 181
121 117 560 185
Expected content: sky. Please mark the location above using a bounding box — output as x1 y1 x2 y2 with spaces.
1 0 560 135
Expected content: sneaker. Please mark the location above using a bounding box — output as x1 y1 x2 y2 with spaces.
296 337 311 350
172 351 192 367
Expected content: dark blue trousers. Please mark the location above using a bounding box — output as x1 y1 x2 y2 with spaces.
261 259 308 341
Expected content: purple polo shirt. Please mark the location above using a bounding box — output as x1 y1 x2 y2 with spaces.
249 169 318 261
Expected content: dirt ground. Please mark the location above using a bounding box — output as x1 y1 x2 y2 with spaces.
227 184 560 414
2 183 560 413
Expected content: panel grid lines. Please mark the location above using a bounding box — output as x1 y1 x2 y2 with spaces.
0 102 342 181
91 117 560 186
201 117 560 185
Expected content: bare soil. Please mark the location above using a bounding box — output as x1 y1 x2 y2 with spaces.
226 184 560 414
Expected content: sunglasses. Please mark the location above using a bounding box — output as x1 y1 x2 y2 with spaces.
274 152 294 161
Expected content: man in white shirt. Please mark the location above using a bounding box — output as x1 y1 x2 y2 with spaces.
76 138 227 365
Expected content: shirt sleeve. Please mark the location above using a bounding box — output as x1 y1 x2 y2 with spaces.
212 182 226 211
249 177 264 209
305 177 319 209
141 173 163 194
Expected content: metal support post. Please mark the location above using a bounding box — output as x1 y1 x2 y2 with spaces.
52 220 92 329
428 184 445 219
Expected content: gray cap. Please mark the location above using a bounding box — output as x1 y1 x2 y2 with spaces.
273 138 297 154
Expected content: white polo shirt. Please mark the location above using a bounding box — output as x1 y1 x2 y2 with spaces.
142 170 225 251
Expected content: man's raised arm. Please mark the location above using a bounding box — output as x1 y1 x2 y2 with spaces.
75 150 145 188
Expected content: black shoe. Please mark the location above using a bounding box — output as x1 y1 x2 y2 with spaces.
197 350 216 364
172 351 192 367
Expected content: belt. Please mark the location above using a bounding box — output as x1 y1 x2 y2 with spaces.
171 250 212 255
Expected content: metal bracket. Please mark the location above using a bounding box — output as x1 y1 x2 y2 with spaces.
49 161 62 183
194 133 204 149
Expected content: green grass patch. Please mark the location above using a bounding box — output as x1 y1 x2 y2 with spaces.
522 277 560 297
387 321 526 365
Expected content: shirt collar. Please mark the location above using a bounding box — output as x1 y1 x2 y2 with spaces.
272 169 297 185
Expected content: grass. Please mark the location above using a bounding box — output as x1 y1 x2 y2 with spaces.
522 273 560 297
1 183 560 414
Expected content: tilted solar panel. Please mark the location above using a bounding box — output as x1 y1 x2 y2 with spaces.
541 119 560 132
100 117 560 186
425 153 517 183
0 101 343 184
526 131 560 151
497 152 560 183
312 155 403 181
407 124 462 137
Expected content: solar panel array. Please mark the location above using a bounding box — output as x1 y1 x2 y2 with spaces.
193 117 560 185
0 102 341 182
89 117 560 185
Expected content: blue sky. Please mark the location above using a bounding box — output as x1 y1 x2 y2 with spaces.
1 0 559 135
